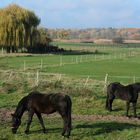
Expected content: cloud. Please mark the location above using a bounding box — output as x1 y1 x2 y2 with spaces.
0 0 140 28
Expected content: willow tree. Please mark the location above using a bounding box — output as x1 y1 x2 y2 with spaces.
0 4 40 53
37 28 52 46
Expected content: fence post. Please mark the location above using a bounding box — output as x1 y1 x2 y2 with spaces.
27 72 30 82
114 54 116 59
80 55 82 63
36 71 39 86
76 56 78 64
103 54 105 60
104 74 108 85
1 47 4 54
60 56 62 66
58 74 62 81
94 55 96 60
124 53 126 58
40 59 43 69
120 53 121 59
103 74 108 93
86 55 88 61
84 76 90 87
24 60 26 71
71 57 74 64
133 76 136 83
8 71 13 81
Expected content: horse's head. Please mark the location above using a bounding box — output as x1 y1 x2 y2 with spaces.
11 114 21 134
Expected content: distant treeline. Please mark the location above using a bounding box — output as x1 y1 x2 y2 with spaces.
47 28 140 40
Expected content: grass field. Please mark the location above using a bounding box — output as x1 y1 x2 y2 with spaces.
1 118 140 140
1 85 140 140
0 42 140 140
0 52 140 83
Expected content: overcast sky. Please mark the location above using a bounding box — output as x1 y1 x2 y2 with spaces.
0 0 140 28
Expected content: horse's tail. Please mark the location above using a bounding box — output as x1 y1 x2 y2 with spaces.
106 85 110 110
65 95 72 129
106 93 109 109
105 82 119 110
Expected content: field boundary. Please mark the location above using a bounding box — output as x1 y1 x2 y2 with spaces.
19 51 140 70
0 70 140 89
1 51 139 71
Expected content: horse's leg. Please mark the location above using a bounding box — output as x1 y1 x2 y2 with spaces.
107 92 115 111
59 111 67 137
25 109 34 134
132 102 137 117
61 114 67 136
62 114 70 138
110 99 114 111
61 112 71 138
126 101 130 117
108 96 114 111
105 94 109 110
108 99 111 111
35 112 46 133
67 116 71 137
66 114 71 138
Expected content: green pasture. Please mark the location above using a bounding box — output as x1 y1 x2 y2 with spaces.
0 54 140 83
1 118 140 140
45 56 140 76
51 41 140 54
0 43 140 139
0 84 140 140
51 41 140 48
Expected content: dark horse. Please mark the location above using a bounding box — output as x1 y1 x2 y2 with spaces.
11 91 72 137
106 82 140 117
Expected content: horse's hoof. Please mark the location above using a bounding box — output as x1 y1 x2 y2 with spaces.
134 114 137 117
64 135 70 138
126 115 130 118
61 132 65 136
25 130 29 134
12 128 17 134
43 129 47 133
61 133 70 138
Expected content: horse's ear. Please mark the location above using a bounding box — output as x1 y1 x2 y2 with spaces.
11 113 14 117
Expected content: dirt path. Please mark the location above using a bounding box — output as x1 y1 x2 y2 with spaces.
0 108 13 122
72 114 140 124
0 108 140 124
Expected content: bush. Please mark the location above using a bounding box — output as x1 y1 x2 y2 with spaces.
112 37 124 44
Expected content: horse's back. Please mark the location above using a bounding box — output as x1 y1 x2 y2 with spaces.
108 83 137 101
26 91 71 114
107 82 121 94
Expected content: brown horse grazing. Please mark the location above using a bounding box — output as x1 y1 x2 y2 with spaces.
106 82 140 117
11 91 72 138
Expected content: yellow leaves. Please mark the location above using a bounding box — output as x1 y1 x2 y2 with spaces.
0 4 40 50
